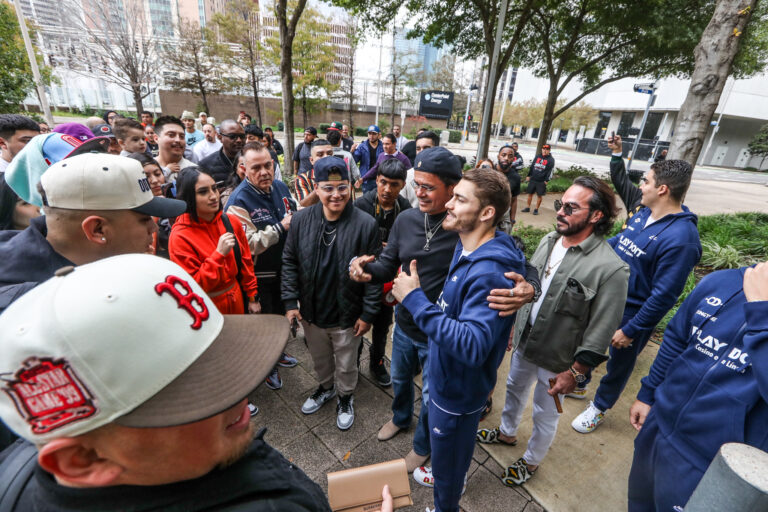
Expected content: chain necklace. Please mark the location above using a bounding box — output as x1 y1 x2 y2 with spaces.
544 250 567 277
322 225 337 247
423 212 447 252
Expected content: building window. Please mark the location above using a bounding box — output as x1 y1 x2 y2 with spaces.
617 112 635 138
593 111 611 138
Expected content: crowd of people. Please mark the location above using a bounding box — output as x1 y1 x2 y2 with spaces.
0 110 765 512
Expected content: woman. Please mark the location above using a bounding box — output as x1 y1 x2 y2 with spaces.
219 150 245 206
169 167 260 315
0 178 40 231
102 110 118 127
127 152 172 257
476 158 495 170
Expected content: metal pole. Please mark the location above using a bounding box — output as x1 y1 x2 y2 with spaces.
375 33 384 126
476 0 509 161
495 68 512 137
700 77 734 166
13 0 53 126
460 63 476 147
627 85 656 171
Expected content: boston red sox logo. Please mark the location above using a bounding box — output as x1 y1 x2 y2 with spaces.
155 275 210 329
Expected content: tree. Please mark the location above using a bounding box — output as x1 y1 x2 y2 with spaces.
747 122 768 169
668 0 763 164
65 0 159 115
274 0 310 165
211 0 272 126
332 15 360 130
161 19 229 114
0 2 52 113
387 31 420 129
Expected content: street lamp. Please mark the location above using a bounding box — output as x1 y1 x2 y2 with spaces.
460 81 479 147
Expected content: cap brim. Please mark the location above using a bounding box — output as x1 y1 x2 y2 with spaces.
132 196 187 218
66 137 111 159
115 314 289 428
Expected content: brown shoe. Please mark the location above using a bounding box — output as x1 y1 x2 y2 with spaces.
405 449 430 473
377 419 403 441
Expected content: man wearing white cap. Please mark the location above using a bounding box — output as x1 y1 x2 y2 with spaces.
0 254 331 511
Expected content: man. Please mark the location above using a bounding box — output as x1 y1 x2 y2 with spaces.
154 116 196 180
393 169 524 511
197 111 209 129
199 120 245 184
90 124 121 155
341 124 354 152
140 111 154 127
360 133 412 193
521 144 555 215
401 131 439 208
496 143 524 226
193 123 222 162
477 177 629 486
354 159 411 387
353 125 383 191
654 148 668 163
393 124 408 151
265 126 283 156
571 135 702 433
627 261 768 511
245 123 263 143
282 156 381 431
401 128 426 164
114 118 147 156
145 124 159 157
38 121 51 134
0 114 40 174
327 121 352 151
293 126 317 175
295 139 334 207
327 128 360 185
226 142 298 390
181 110 205 147
0 254 331 511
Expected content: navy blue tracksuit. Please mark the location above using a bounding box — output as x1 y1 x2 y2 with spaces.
401 233 524 512
629 267 768 510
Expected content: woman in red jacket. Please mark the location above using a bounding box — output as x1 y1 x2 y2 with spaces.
169 167 260 315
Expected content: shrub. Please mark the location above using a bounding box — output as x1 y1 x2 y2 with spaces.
319 123 330 134
378 119 390 132
277 121 284 131
513 224 550 259
354 126 368 137
448 129 462 143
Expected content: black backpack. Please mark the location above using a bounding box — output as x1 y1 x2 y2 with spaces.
0 439 37 511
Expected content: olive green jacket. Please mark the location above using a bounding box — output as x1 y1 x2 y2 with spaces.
513 232 629 374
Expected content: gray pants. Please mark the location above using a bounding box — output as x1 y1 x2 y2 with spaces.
302 322 361 395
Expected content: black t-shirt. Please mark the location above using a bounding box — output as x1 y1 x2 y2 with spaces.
367 141 379 169
293 142 312 174
313 218 340 328
342 137 353 152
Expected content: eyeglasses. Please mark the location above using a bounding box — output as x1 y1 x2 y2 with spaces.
411 180 437 193
554 199 588 216
319 184 350 194
221 133 246 140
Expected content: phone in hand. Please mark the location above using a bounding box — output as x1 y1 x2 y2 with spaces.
290 317 299 338
608 131 616 144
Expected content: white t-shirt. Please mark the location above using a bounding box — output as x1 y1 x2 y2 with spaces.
192 139 222 163
644 215 657 228
530 237 569 325
0 158 9 174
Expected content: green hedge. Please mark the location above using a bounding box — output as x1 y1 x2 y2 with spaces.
448 129 462 143
354 127 368 137
319 123 331 134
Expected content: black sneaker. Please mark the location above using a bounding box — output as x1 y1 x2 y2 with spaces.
521 207 531 212
370 359 392 387
533 209 539 215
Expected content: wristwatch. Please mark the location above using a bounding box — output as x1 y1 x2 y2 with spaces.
569 365 586 384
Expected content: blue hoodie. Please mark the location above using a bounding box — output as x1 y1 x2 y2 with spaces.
401 232 525 414
608 205 701 339
637 267 768 470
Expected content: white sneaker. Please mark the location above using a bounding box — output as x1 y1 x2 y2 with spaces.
414 466 434 488
565 387 587 399
571 401 605 433
336 394 355 430
301 385 335 414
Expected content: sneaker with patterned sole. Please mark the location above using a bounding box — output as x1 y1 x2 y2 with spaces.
502 457 536 486
302 385 336 414
265 367 282 390
413 467 467 494
476 427 517 446
278 352 298 368
571 401 606 433
565 387 587 399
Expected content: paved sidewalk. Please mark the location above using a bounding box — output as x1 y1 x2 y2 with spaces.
247 334 544 512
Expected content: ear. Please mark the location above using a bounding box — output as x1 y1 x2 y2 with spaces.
657 183 670 197
38 438 124 487
589 209 604 224
0 136 8 152
479 205 496 224
81 215 110 245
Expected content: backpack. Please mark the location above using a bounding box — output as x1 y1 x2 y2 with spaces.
0 439 37 512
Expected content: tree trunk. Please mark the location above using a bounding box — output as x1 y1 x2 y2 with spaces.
347 53 355 129
536 86 559 152
280 42 295 170
132 86 144 117
667 0 756 165
200 85 210 115
302 92 308 128
248 45 263 126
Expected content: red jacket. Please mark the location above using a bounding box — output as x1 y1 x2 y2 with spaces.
169 211 258 314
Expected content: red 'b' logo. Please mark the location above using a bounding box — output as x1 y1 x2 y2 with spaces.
155 276 210 329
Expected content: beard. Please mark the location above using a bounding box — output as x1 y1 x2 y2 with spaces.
498 160 512 170
216 421 256 470
555 215 590 236
443 211 479 232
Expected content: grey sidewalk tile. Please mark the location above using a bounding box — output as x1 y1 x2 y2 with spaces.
276 363 324 403
523 501 545 512
460 464 530 512
339 436 404 469
248 385 309 452
281 431 339 484
472 443 490 464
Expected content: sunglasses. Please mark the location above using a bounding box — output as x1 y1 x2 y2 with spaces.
221 133 246 140
411 181 437 193
554 199 587 216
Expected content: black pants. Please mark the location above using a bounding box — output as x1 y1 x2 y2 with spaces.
258 278 284 315
370 304 393 365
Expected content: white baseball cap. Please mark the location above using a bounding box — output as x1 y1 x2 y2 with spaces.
0 254 288 443
40 153 186 218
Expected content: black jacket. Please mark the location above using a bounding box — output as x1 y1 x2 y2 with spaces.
199 148 236 184
609 156 643 226
281 201 381 327
401 140 417 164
354 189 411 245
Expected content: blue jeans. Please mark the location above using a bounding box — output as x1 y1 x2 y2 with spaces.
390 324 430 456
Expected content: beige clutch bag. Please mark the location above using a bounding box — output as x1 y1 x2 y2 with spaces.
327 458 413 512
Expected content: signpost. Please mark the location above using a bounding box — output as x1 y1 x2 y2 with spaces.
627 81 657 171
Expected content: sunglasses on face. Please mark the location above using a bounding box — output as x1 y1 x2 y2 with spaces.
221 133 246 140
411 181 437 193
554 199 588 216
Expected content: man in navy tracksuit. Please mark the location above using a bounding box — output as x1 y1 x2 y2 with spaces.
627 262 768 511
392 168 525 512
572 135 702 433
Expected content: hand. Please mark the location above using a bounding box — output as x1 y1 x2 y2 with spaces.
547 370 577 396
354 318 371 337
349 255 375 282
355 178 363 189
611 329 633 349
392 260 420 302
351 143 359 152
629 400 651 431
280 212 293 231
248 300 261 314
216 232 236 256
744 261 768 302
488 271 535 317
380 484 393 512
607 134 623 153
167 162 181 174
286 309 302 323
507 331 514 352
